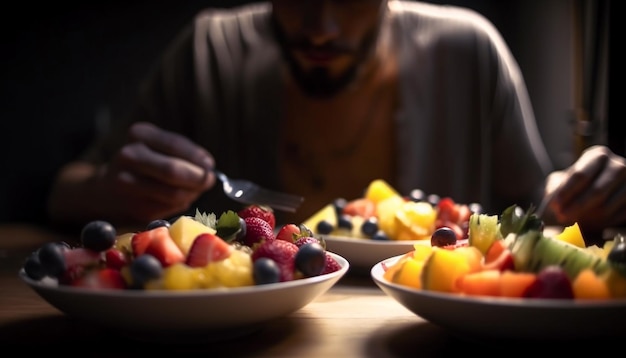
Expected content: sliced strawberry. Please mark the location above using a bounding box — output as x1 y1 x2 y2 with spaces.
238 204 276 229
185 233 233 267
276 223 301 242
71 268 127 290
131 230 154 257
342 198 376 218
143 227 185 267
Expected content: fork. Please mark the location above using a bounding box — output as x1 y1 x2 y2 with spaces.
213 169 304 212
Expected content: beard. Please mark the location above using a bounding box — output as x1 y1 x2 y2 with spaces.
270 16 381 99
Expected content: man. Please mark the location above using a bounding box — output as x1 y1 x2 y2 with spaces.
46 0 626 237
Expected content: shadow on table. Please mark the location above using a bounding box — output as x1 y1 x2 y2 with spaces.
362 320 614 357
0 314 307 354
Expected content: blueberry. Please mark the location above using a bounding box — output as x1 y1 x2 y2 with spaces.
371 230 390 241
361 217 379 237
431 227 457 247
316 220 334 235
332 198 347 217
146 219 171 230
253 257 281 285
337 215 353 230
130 254 163 289
38 242 67 278
23 251 47 280
295 242 326 277
81 220 117 252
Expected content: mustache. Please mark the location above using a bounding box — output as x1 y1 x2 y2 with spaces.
285 38 356 55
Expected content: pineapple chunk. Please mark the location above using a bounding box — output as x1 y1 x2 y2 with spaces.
169 216 216 255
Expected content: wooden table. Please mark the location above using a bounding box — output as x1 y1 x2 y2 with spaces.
0 224 614 355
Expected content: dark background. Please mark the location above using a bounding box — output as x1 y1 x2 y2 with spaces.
0 0 614 224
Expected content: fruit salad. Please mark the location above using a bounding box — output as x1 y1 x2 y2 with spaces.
302 179 480 242
383 205 626 300
22 205 342 291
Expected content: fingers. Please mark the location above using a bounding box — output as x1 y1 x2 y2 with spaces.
113 142 213 190
114 170 202 208
119 122 217 189
91 164 205 224
555 148 609 207
551 146 626 229
128 122 215 171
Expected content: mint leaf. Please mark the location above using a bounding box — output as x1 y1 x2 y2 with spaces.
216 210 242 242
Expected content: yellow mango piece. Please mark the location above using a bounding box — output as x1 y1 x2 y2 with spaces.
169 215 216 255
364 179 400 204
394 201 436 241
454 246 484 272
554 222 586 248
421 248 474 293
376 195 405 239
412 244 434 261
383 256 407 282
393 258 425 289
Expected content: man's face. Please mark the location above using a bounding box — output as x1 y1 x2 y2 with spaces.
271 0 387 98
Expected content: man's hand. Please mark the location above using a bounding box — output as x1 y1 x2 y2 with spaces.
546 145 626 235
48 122 217 226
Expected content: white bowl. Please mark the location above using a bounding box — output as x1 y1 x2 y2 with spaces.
20 252 349 341
323 235 429 274
371 254 626 340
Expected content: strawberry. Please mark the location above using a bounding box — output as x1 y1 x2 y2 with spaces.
242 216 275 247
131 230 154 257
59 265 87 285
342 198 376 218
276 223 300 242
185 233 233 267
104 247 128 270
437 197 460 223
251 239 299 282
63 247 103 270
71 268 127 290
322 253 342 274
294 236 322 248
143 226 185 267
238 204 276 229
